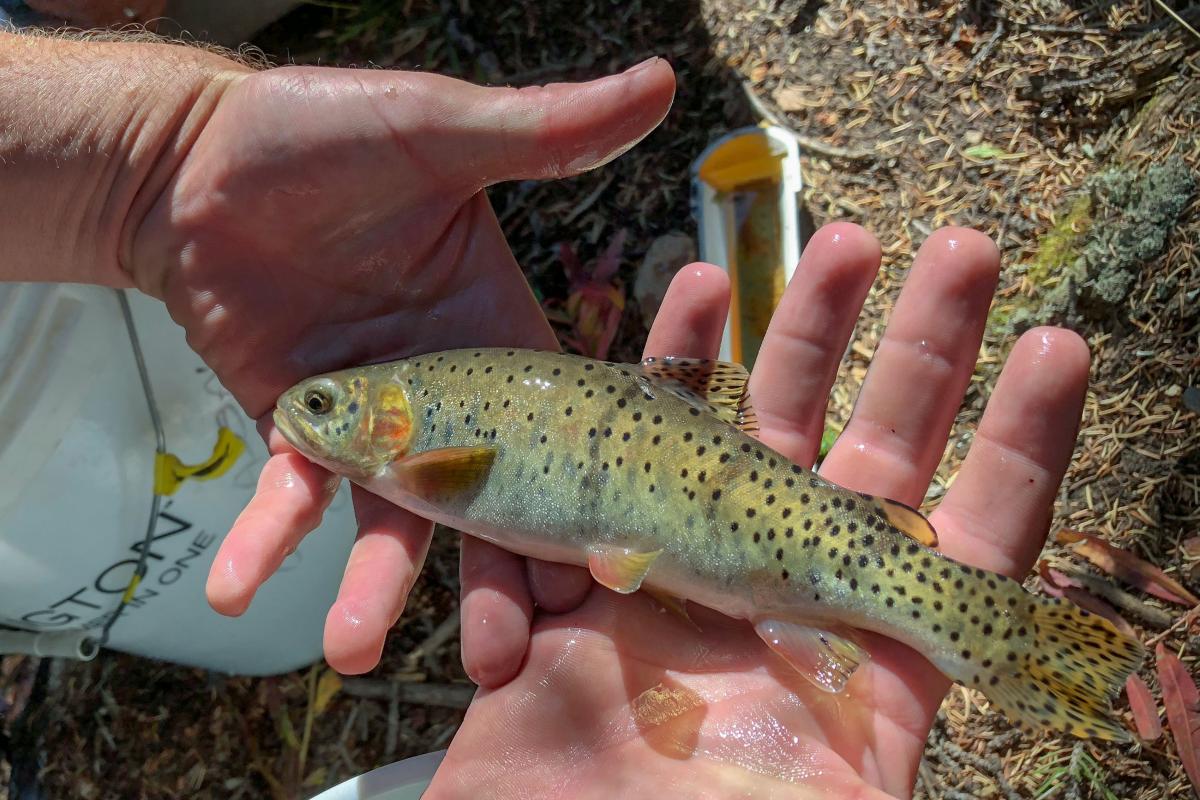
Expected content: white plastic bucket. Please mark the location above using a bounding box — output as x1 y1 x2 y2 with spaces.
309 750 445 800
0 283 357 676
690 125 804 371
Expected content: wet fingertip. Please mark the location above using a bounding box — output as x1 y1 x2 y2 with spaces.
1017 326 1091 371
323 600 386 675
460 589 532 688
205 554 251 616
810 220 879 256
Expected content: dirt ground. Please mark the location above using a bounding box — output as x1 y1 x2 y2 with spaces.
3 1 1199 798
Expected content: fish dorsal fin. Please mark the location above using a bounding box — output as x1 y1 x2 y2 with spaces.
639 356 758 433
876 496 938 548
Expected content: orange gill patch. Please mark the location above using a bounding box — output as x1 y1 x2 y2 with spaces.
368 383 414 455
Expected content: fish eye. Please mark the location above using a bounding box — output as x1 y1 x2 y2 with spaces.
304 389 333 415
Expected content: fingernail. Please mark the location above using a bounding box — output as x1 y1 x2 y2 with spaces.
626 56 660 74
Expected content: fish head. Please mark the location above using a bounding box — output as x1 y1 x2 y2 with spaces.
274 368 414 479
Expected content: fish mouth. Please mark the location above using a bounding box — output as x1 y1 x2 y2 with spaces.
273 399 314 456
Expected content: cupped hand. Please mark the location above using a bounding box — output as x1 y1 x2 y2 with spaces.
426 222 1091 799
126 57 677 675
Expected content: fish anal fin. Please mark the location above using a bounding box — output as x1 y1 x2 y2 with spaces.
879 498 938 547
389 446 496 503
753 619 869 693
588 546 661 594
639 356 758 433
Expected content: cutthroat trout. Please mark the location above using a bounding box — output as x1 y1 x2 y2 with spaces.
274 348 1143 740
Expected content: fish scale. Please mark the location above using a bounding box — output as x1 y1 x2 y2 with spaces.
275 347 1145 742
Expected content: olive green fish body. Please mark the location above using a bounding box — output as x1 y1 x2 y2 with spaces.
276 348 1144 742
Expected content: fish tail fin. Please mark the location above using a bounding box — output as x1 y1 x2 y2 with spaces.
973 597 1144 741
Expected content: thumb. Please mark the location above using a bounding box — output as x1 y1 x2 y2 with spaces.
393 58 676 188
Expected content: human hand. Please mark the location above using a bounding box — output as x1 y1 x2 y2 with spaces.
121 56 677 675
425 222 1091 799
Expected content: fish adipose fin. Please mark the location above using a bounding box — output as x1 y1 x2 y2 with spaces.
754 619 870 693
639 356 759 434
972 597 1144 741
588 546 662 593
878 497 938 547
388 447 496 503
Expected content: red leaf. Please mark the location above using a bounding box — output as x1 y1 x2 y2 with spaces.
593 228 627 283
1157 643 1200 794
558 242 583 284
1038 561 1138 638
1058 529 1200 606
1037 560 1069 598
1125 673 1162 741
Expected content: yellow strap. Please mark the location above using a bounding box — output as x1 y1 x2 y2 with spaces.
121 573 143 604
153 427 246 496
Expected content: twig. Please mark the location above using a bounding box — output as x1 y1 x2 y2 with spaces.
1052 562 1175 628
1150 0 1200 43
739 81 878 162
340 679 476 709
958 19 1006 83
384 682 399 762
1145 605 1200 647
942 740 1024 800
409 610 461 670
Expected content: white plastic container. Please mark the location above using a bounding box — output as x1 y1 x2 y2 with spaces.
690 125 805 371
309 750 445 800
0 283 357 676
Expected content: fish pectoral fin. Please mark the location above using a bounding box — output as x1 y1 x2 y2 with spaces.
587 546 662 594
878 498 938 547
639 356 759 434
388 446 497 502
754 619 869 693
643 587 700 631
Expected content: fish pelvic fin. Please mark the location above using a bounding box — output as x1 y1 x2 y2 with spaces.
587 546 661 594
639 356 758 434
972 596 1144 742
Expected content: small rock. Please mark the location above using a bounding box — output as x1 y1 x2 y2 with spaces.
635 233 696 329
1165 384 1182 398
1184 386 1200 414
964 130 984 145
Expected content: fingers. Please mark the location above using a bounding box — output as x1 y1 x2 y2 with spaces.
323 487 434 674
383 58 676 189
206 451 339 616
459 537 534 688
931 327 1090 576
526 561 593 614
642 262 731 359
748 222 881 465
820 227 1001 504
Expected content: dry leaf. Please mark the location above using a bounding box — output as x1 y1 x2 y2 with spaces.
555 230 628 360
1058 529 1200 606
1125 673 1162 741
1156 643 1200 795
314 669 342 715
1038 561 1139 639
773 85 809 112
